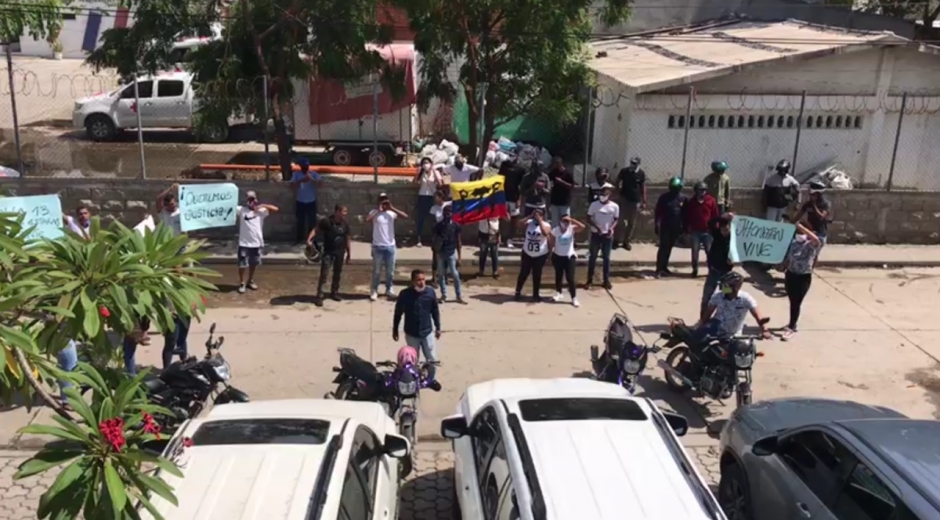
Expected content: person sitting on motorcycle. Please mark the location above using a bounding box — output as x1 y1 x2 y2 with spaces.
692 271 770 346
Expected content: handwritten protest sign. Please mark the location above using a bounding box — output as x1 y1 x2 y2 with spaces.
178 183 238 232
729 216 796 264
0 194 64 240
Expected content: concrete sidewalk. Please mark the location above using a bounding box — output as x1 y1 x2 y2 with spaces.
198 240 940 268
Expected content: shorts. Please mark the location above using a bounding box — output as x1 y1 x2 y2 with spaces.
237 246 263 268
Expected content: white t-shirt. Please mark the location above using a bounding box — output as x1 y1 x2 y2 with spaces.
552 225 576 257
587 200 620 234
237 206 269 248
159 209 182 236
369 209 397 247
64 216 90 238
418 169 442 196
478 218 499 234
522 220 549 257
430 201 452 223
708 290 758 337
443 164 480 183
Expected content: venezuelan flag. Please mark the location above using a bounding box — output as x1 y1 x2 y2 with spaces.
450 175 509 225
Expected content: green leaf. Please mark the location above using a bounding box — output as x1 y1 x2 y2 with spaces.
61 387 97 426
14 449 83 479
104 459 128 516
133 470 178 507
0 326 37 351
124 449 184 478
17 424 87 444
38 458 90 514
50 414 95 443
80 288 100 338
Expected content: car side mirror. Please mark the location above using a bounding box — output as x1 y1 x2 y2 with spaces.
752 435 779 456
440 415 469 439
662 411 689 437
383 434 410 459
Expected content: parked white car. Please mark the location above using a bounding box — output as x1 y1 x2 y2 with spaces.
71 71 229 143
145 399 411 520
441 378 726 520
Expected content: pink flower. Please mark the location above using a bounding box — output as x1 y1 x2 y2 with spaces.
98 418 126 452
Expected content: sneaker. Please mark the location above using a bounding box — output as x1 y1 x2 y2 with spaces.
477 271 485 277
247 280 258 290
439 296 448 303
691 269 699 278
552 292 564 302
329 293 342 302
514 293 522 302
781 327 796 341
237 284 247 294
584 280 594 290
385 288 396 298
506 242 515 249
369 292 378 301
455 298 468 305
624 243 633 251
603 281 613 290
572 297 580 308
416 240 423 248
314 297 324 308
493 272 501 280
532 295 543 303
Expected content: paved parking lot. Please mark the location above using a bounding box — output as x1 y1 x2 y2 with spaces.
1 267 939 518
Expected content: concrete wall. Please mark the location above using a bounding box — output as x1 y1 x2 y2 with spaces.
17 3 122 60
2 178 939 245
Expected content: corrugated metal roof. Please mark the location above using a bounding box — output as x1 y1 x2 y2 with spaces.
589 18 908 93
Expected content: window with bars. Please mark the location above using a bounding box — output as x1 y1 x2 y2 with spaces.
666 114 864 130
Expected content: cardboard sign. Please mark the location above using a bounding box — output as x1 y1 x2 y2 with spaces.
729 216 796 264
133 215 155 236
0 194 64 240
178 183 238 232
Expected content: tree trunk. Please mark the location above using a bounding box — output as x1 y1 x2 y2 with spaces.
14 347 73 421
465 85 479 156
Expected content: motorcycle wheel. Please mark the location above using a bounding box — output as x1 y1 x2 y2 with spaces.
333 380 358 400
735 383 753 409
399 418 416 479
664 347 693 392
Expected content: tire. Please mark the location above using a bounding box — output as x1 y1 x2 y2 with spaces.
399 417 416 479
85 114 116 142
664 347 693 392
198 123 229 143
332 147 354 166
368 150 389 167
736 383 753 409
718 462 753 520
332 380 357 400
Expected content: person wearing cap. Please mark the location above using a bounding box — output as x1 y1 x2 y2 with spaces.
587 167 610 204
236 190 279 294
654 176 687 278
700 212 736 316
615 156 647 250
156 183 182 236
682 182 719 278
367 192 408 300
794 181 832 257
290 157 322 245
585 182 619 290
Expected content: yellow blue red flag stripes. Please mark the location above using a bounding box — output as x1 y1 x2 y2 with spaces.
449 175 509 225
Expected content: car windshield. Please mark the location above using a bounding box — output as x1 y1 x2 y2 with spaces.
191 419 330 446
518 398 648 422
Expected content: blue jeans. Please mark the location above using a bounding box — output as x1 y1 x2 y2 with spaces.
437 252 462 300
405 332 439 381
550 205 570 226
163 315 190 369
701 269 724 317
689 232 713 272
122 336 138 376
587 233 613 284
56 342 79 404
371 245 397 293
415 195 435 240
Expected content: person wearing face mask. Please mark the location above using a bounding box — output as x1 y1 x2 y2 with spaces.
393 270 442 381
438 154 481 184
615 157 646 250
413 157 442 246
700 212 735 316
156 183 183 236
763 159 799 222
794 180 832 256
588 167 611 204
62 203 92 240
654 177 687 278
778 222 821 341
682 182 719 278
515 208 553 302
431 205 466 304
236 190 279 294
551 216 586 307
586 183 619 290
696 271 770 343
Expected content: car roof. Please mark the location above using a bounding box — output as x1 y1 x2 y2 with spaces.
839 419 940 509
463 377 632 417
738 398 906 433
144 399 389 520
503 397 721 520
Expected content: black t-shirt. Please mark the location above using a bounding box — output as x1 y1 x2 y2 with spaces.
656 192 686 231
548 168 574 206
501 165 525 202
318 216 350 254
707 220 732 273
801 198 832 236
617 166 646 202
433 220 461 256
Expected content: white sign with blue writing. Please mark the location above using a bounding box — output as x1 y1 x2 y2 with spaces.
0 194 64 240
178 183 239 232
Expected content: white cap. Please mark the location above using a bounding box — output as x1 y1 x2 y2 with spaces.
245 190 258 199
601 182 614 189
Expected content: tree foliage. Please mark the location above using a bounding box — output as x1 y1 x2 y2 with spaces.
855 0 940 37
394 0 631 152
0 0 67 45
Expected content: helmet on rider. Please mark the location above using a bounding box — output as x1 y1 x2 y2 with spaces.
719 271 744 297
668 176 683 192
775 159 791 175
396 346 418 367
710 161 728 174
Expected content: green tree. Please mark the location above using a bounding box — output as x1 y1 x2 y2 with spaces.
394 0 631 154
87 0 403 179
0 0 65 45
852 0 940 38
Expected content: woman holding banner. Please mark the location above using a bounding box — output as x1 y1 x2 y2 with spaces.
779 222 821 341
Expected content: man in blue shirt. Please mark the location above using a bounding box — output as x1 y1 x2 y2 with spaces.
432 205 465 304
393 269 442 381
290 157 322 244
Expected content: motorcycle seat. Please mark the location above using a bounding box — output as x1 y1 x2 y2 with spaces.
340 352 381 382
144 378 167 393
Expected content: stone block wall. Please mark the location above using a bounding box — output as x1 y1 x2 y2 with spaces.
2 178 939 244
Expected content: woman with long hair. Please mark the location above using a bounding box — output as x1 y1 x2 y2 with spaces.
779 222 821 341
551 216 585 307
514 208 553 302
413 157 441 247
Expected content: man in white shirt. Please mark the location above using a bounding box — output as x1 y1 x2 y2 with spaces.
585 183 620 290
156 183 183 236
366 192 409 300
62 204 92 240
236 190 279 294
438 155 481 184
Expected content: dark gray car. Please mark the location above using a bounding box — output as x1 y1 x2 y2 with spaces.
716 397 940 520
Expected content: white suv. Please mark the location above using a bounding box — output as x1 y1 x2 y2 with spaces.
146 399 411 520
441 378 726 520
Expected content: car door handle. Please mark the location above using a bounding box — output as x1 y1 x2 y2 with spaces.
796 502 812 518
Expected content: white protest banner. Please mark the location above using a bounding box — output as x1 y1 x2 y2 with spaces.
133 215 156 236
178 183 238 232
729 216 797 264
0 194 64 240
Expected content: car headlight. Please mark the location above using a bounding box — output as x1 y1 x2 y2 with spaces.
734 353 754 369
212 360 232 381
622 359 642 375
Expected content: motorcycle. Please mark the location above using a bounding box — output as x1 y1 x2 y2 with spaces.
655 317 767 409
327 347 441 476
143 323 250 429
589 313 660 394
